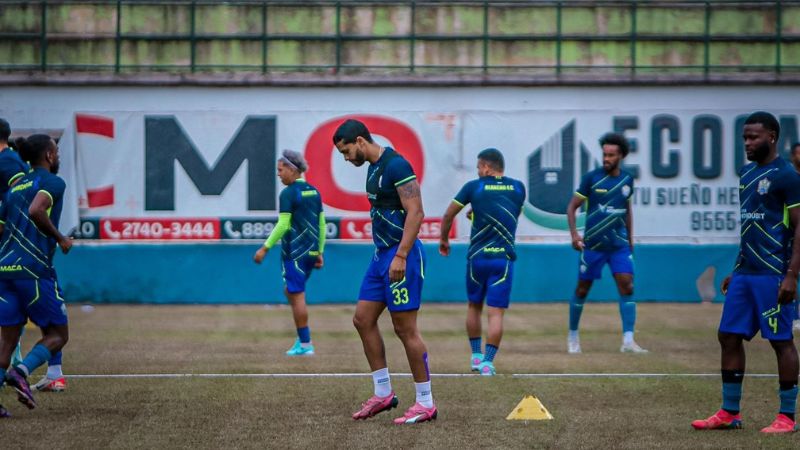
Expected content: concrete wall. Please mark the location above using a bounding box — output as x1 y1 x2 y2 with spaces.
3 2 799 71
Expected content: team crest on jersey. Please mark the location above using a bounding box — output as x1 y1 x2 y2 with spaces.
757 178 771 195
621 185 631 197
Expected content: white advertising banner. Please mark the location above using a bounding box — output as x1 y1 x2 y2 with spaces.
2 86 795 243
62 109 798 242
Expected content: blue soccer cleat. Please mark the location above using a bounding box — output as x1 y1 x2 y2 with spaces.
470 353 483 372
286 339 315 356
477 361 496 376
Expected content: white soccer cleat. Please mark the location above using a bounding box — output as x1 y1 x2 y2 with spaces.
793 320 800 332
567 337 582 354
620 341 649 353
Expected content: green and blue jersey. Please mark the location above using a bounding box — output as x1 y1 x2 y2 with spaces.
0 147 29 196
271 180 324 261
454 176 525 261
0 168 66 279
735 157 800 275
366 147 417 249
576 168 634 252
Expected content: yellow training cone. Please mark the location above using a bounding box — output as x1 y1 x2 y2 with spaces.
506 395 553 420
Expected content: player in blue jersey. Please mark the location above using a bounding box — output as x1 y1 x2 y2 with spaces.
333 119 436 424
439 148 525 376
791 143 800 333
254 150 325 356
3 126 67 394
0 134 72 415
566 132 647 354
693 112 800 433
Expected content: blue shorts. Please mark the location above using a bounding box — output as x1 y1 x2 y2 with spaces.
467 258 514 309
0 278 68 328
719 273 796 341
359 240 425 312
578 247 634 281
282 256 318 294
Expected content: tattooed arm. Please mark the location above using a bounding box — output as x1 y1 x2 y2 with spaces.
389 179 424 282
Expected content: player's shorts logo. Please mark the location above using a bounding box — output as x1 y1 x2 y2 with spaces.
580 264 587 273
757 178 771 195
523 121 598 230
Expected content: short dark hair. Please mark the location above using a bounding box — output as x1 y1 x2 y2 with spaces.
332 119 373 145
12 134 54 164
599 132 630 158
792 142 800 155
744 111 780 139
477 148 504 171
0 118 10 142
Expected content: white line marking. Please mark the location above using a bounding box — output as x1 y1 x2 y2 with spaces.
63 373 779 379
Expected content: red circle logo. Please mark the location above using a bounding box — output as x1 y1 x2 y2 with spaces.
304 115 425 211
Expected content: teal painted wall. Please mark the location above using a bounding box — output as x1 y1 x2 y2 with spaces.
54 243 737 304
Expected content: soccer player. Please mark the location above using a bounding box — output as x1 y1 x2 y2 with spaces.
566 133 647 354
3 125 66 393
692 112 800 433
0 134 72 414
333 119 436 424
253 150 325 356
790 143 800 333
439 148 525 376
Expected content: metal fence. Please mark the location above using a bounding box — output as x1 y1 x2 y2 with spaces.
0 0 798 78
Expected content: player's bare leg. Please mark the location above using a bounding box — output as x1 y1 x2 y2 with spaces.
466 301 483 370
284 289 314 355
391 310 436 424
352 300 397 420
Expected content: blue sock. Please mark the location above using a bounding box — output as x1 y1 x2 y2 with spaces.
0 367 6 385
569 294 586 331
469 337 482 354
619 295 636 333
49 351 63 366
297 327 311 344
721 370 744 414
779 382 798 418
19 343 52 376
484 344 498 363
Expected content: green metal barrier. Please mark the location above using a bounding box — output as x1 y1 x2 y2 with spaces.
0 0 797 78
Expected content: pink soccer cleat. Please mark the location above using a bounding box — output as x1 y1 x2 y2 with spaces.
760 414 797 433
352 393 399 420
393 402 438 425
691 409 742 430
34 376 67 392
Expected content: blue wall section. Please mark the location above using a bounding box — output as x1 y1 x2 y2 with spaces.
54 242 739 304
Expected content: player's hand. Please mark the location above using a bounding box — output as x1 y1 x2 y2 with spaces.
315 254 324 269
439 239 450 257
778 272 797 305
58 237 73 254
389 255 407 283
720 275 731 296
571 233 585 251
253 246 267 264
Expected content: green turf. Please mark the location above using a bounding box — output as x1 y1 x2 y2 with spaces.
2 303 798 449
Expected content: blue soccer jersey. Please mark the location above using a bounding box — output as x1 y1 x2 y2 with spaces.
734 157 800 275
576 168 634 252
0 168 66 279
278 180 323 261
454 176 525 261
0 147 29 196
366 147 417 249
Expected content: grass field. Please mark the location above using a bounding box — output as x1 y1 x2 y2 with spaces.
2 302 799 449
